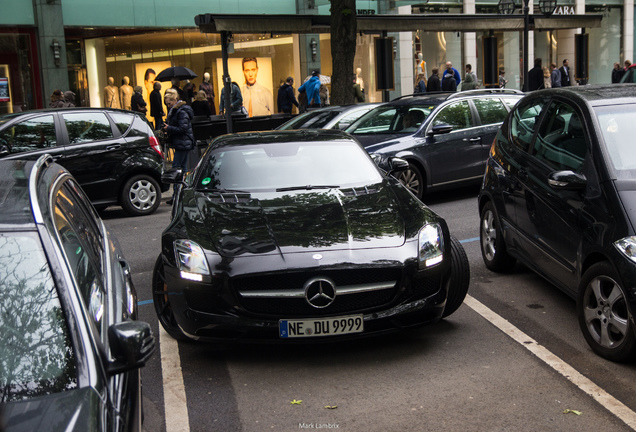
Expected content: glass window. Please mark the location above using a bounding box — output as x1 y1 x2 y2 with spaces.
278 110 341 130
333 108 371 130
473 98 509 126
596 104 636 176
109 112 134 134
55 182 105 335
432 101 473 131
534 102 587 172
509 100 546 152
0 232 78 401
0 115 57 155
62 112 113 144
351 104 437 135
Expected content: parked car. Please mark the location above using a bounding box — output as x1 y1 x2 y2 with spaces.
346 89 524 199
0 108 169 216
478 84 636 362
0 155 155 430
276 104 381 131
153 129 469 342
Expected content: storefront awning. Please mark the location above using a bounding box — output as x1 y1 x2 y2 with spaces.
194 13 602 34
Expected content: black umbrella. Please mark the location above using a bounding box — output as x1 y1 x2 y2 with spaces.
155 66 198 82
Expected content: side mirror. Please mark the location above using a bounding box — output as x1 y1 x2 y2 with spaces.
107 321 155 375
427 124 453 136
387 157 409 175
547 170 587 191
162 167 184 184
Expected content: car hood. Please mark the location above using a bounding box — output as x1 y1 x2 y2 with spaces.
191 184 408 257
1 388 102 431
351 132 409 148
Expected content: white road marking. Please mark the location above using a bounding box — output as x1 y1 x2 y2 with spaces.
464 294 636 429
160 327 190 432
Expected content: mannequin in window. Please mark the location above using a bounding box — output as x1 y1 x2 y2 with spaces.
119 76 133 111
103 77 121 109
416 53 427 82
199 72 216 115
355 67 365 93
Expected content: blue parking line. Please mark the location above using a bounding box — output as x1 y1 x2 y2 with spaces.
137 237 481 307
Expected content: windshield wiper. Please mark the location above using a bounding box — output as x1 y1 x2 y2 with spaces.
276 185 340 192
205 188 251 194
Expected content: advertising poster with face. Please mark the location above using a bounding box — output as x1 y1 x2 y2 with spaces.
135 61 171 122
216 57 274 117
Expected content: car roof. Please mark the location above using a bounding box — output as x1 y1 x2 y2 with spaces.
0 159 38 228
529 84 636 106
210 129 357 148
0 107 141 121
387 89 524 107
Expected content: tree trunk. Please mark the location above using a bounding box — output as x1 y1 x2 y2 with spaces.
330 0 357 105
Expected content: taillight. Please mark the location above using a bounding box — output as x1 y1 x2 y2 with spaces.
149 135 163 158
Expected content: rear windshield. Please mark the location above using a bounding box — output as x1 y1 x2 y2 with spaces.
0 232 77 402
278 110 343 130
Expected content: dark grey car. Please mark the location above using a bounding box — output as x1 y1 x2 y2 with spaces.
0 155 155 430
346 90 524 199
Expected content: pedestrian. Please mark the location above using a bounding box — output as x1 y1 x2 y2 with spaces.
427 68 441 92
462 64 477 90
550 63 561 87
298 89 308 113
62 91 76 107
192 90 211 117
130 86 147 114
499 69 508 88
612 62 625 83
299 70 322 108
414 73 427 93
441 72 457 92
277 76 299 114
183 80 195 105
353 74 365 102
49 89 64 108
625 60 632 71
162 88 195 205
150 81 165 130
442 61 461 88
559 59 571 87
527 58 544 91
171 78 186 101
543 67 551 89
219 81 244 115
199 72 216 115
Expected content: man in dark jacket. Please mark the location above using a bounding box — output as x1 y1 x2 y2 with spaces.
559 59 571 87
427 68 441 92
527 58 544 91
277 77 299 114
150 81 165 130
162 88 195 204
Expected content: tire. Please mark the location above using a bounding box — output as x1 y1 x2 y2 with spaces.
443 235 470 318
152 255 188 341
479 201 516 272
577 262 636 362
397 162 425 200
120 174 161 216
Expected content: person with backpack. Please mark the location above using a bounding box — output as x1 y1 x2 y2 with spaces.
299 70 322 108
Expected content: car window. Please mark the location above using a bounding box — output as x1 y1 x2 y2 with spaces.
109 112 134 134
279 110 341 130
55 181 106 335
501 96 521 109
432 101 473 131
0 232 78 401
351 104 436 135
533 102 587 172
333 108 370 130
0 115 57 155
509 99 546 152
63 112 113 144
596 104 636 175
473 98 509 126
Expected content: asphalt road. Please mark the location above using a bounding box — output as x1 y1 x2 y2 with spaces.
100 185 636 432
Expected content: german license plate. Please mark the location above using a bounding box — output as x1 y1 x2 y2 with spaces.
279 315 364 338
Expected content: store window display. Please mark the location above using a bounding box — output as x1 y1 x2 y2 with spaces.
103 77 120 109
241 57 274 117
119 76 133 111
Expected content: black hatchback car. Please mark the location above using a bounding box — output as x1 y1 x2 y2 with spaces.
0 108 168 216
0 155 155 430
346 90 524 199
153 130 469 342
478 84 636 362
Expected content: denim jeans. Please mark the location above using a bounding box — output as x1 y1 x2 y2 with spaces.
172 149 189 193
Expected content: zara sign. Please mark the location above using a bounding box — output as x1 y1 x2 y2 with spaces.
553 5 576 14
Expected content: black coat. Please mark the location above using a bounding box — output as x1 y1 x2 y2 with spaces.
150 89 164 117
277 83 299 113
165 101 195 151
427 74 441 92
527 66 544 91
131 92 147 113
441 76 456 92
559 66 571 86
191 100 211 117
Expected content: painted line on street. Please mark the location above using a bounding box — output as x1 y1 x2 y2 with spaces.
464 294 636 429
459 236 479 244
160 327 190 432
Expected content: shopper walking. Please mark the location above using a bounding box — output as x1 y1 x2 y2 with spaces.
277 77 299 114
427 68 441 92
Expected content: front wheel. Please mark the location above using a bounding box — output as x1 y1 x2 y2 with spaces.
120 174 161 216
397 162 425 200
152 255 187 341
442 235 470 318
479 201 516 272
577 262 636 362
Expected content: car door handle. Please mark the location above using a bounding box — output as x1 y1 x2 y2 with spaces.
463 137 481 142
106 145 121 151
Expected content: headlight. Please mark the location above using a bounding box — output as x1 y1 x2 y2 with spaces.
615 237 636 263
418 224 444 268
175 239 210 281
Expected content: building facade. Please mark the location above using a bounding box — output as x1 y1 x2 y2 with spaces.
0 0 632 115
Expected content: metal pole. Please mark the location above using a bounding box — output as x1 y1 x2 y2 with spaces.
221 31 234 134
523 0 530 92
382 30 391 102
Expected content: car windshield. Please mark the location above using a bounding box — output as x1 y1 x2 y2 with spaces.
277 109 344 130
197 140 383 192
347 104 437 135
0 232 77 402
595 105 636 177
